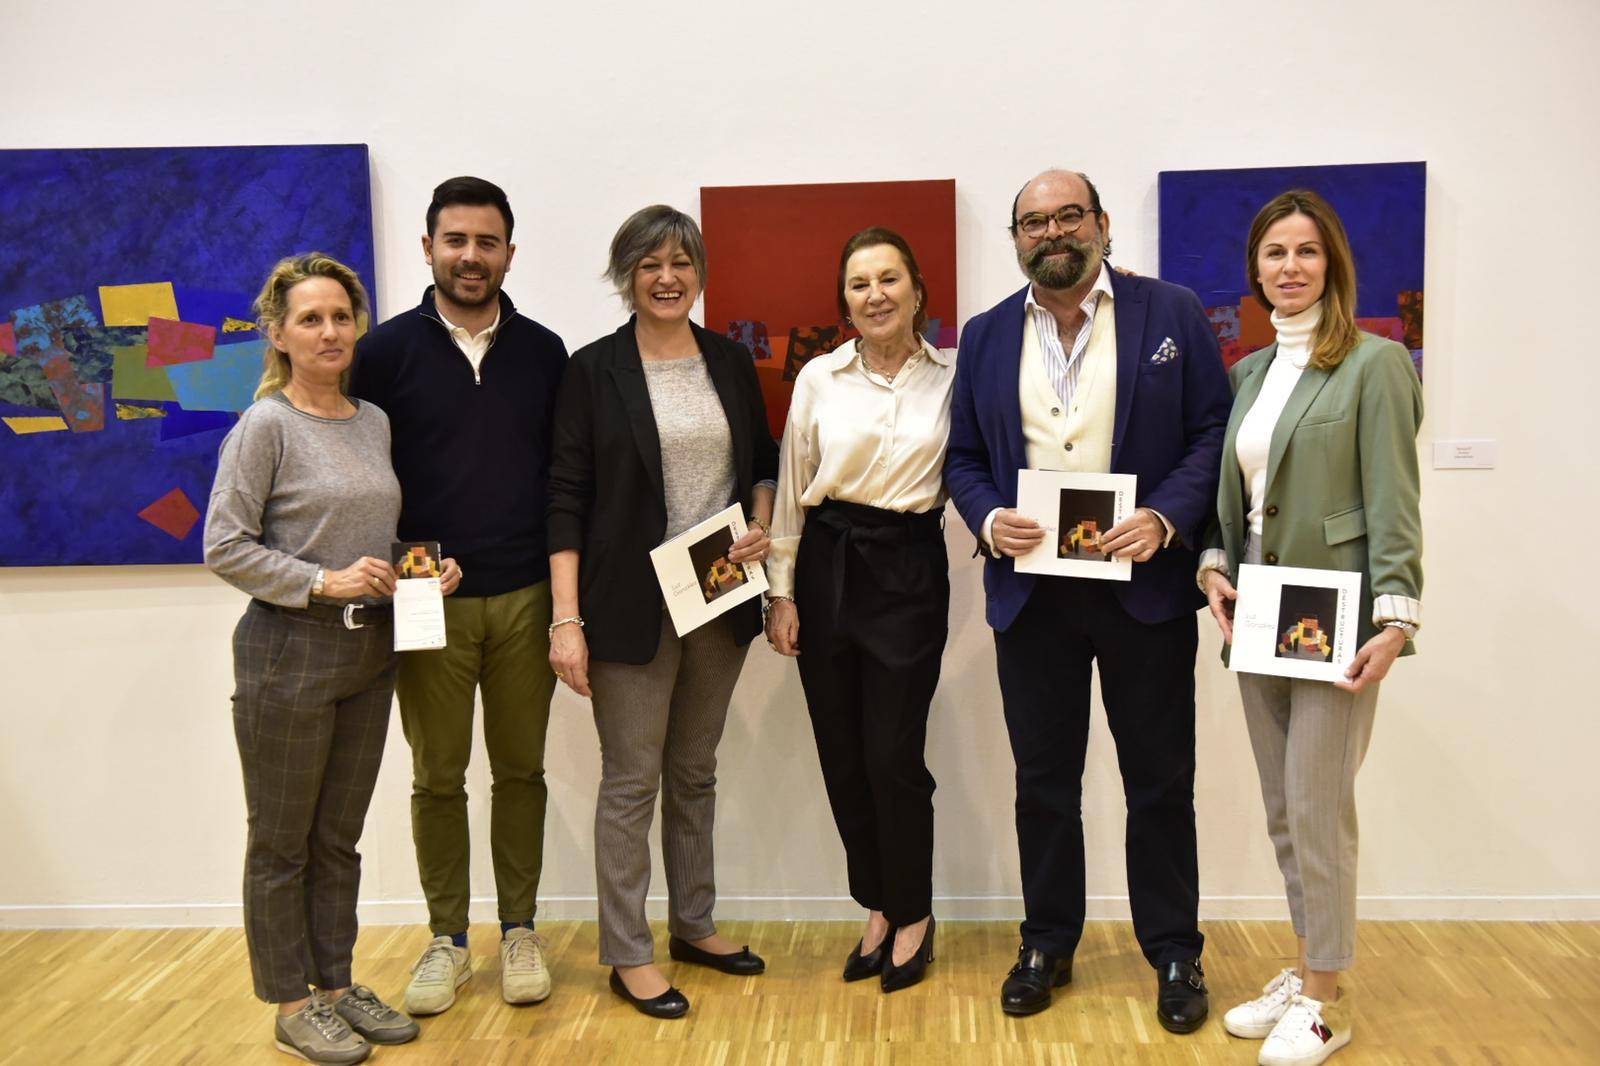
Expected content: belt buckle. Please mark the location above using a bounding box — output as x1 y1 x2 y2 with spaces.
342 604 365 631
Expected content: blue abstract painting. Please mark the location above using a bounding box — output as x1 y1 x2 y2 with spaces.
1158 161 1425 376
0 144 375 565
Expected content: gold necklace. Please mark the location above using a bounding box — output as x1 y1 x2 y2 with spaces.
860 339 920 382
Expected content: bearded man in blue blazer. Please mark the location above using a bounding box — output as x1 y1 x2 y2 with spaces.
945 169 1231 1029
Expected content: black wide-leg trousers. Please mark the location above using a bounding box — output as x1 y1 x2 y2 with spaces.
993 577 1204 968
795 498 948 926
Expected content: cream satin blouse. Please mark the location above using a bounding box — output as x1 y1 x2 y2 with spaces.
767 337 956 597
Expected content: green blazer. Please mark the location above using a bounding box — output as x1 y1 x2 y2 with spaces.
1209 331 1424 656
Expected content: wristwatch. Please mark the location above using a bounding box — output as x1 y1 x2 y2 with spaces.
311 567 326 597
1383 620 1417 637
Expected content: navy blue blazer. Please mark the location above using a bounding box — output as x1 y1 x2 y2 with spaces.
944 270 1232 632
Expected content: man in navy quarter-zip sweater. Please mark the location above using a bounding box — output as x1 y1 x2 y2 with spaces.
350 176 568 1016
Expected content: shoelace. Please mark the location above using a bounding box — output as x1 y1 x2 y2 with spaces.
299 997 350 1041
341 984 396 1020
413 943 459 983
1256 969 1300 1008
504 932 546 973
1274 997 1327 1042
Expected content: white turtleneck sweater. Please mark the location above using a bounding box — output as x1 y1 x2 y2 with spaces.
1235 301 1320 545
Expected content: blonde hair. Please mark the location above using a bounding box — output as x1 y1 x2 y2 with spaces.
1245 190 1362 371
252 252 371 400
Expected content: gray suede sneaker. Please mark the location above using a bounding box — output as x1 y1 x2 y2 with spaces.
332 984 420 1045
273 994 371 1064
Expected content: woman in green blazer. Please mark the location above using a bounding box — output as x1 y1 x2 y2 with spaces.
1198 190 1422 1066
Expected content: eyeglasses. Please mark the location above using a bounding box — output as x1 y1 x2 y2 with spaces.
1014 204 1100 239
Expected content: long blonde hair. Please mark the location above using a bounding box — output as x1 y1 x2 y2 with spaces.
1245 190 1362 371
252 252 371 400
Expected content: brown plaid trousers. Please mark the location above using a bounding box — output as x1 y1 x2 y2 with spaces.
231 599 398 1003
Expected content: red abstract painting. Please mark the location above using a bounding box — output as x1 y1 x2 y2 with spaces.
701 179 958 440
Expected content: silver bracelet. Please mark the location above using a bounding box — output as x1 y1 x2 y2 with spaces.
548 615 585 640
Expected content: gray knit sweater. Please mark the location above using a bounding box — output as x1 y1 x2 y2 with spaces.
203 393 402 607
642 354 737 539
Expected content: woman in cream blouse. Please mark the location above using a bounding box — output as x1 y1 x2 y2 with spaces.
766 227 955 994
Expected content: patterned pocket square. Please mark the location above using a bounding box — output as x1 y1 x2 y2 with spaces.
1150 337 1180 364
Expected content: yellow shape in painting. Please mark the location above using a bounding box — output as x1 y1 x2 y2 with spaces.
99 282 180 326
115 403 167 420
4 416 70 434
222 317 256 333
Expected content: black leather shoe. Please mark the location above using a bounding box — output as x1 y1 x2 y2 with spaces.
1155 959 1209 1033
1000 945 1073 1016
842 929 893 982
667 936 766 976
609 968 690 1018
880 916 934 993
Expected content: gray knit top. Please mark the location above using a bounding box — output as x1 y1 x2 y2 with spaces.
641 354 737 539
203 393 402 607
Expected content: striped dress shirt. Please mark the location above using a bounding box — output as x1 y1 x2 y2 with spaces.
1024 264 1115 410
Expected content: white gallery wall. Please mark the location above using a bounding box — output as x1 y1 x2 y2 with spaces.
2 0 1597 927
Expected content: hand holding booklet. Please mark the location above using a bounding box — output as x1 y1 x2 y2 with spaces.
1228 563 1362 683
391 540 447 652
650 504 769 637
1012 469 1137 581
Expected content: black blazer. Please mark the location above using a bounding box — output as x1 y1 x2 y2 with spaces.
547 318 779 664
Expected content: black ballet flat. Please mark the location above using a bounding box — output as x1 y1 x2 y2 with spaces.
842 928 894 982
880 916 935 994
608 968 690 1019
667 936 766 976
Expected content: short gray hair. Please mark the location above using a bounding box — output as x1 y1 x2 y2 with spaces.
605 205 708 309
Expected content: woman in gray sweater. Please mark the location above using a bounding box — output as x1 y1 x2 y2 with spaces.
204 253 458 1065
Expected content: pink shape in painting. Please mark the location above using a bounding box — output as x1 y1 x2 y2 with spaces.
146 318 217 368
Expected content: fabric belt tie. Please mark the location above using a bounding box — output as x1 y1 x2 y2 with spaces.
807 498 944 624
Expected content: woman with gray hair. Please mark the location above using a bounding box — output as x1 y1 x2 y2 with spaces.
547 205 779 1018
205 252 460 1063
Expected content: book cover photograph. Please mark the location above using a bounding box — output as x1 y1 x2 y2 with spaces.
1229 563 1362 683
650 505 769 637
1013 470 1136 581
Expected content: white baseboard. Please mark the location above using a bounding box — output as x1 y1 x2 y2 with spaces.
4 894 1598 929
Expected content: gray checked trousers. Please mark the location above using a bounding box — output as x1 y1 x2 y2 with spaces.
1237 672 1379 971
587 613 748 966
232 600 398 1003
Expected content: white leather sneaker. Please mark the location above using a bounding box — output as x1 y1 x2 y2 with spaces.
500 927 552 1004
403 935 472 1016
1258 992 1352 1066
1224 967 1303 1038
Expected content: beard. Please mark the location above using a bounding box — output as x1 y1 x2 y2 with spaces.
433 261 502 308
1018 235 1103 290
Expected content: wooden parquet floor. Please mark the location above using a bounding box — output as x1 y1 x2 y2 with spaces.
1 920 1597 1065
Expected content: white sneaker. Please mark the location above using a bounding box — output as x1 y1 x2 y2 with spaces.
1224 967 1303 1038
1259 993 1351 1066
403 935 472 1016
500 927 552 1005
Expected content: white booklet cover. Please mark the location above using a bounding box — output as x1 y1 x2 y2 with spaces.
650 504 769 638
1229 563 1363 683
1013 469 1136 581
391 540 447 652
